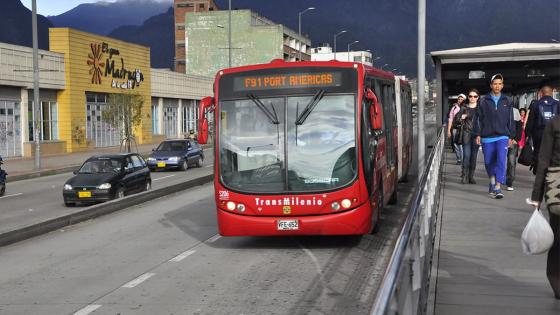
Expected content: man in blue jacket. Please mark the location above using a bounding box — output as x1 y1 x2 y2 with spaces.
474 74 516 199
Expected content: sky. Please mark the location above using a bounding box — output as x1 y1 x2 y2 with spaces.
20 0 171 16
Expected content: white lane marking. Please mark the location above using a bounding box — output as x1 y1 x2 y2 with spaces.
299 245 326 284
74 304 102 315
204 165 212 168
0 193 23 199
206 234 221 243
153 174 175 181
169 250 196 262
122 273 156 288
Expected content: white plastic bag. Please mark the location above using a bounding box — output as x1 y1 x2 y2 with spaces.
521 208 554 255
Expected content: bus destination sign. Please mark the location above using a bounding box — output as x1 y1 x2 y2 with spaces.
233 72 342 92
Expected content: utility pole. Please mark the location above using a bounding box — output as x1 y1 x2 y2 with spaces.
32 0 41 170
333 30 347 61
228 0 231 67
417 0 426 180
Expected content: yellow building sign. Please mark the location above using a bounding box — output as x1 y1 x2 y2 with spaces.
49 28 151 152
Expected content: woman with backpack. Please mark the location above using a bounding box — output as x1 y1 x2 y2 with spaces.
455 89 481 184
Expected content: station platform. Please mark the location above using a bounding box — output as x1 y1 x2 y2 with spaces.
432 149 560 314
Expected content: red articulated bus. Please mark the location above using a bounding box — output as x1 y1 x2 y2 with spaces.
198 60 412 236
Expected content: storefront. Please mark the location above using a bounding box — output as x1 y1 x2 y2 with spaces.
50 28 152 152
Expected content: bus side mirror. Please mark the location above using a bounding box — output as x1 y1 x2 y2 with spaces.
366 88 383 130
198 96 214 144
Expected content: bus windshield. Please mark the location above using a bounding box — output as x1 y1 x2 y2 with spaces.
219 94 356 193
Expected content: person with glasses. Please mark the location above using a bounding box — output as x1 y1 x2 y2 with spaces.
474 74 516 199
454 89 481 184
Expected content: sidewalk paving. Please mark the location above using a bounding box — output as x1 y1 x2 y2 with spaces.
433 150 560 314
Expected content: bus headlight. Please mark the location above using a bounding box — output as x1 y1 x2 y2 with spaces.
236 203 246 212
226 201 236 211
331 202 340 211
341 199 352 209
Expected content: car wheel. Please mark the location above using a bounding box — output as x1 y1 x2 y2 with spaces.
197 157 203 168
180 160 188 171
145 180 151 191
115 187 125 199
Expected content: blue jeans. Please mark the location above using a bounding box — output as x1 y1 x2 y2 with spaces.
452 129 463 162
461 134 479 171
481 138 509 185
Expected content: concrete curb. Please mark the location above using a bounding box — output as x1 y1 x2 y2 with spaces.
0 174 214 247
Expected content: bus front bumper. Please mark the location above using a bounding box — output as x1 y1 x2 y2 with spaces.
217 202 373 236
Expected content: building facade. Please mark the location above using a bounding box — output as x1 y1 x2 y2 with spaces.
311 44 373 66
184 9 311 77
0 28 213 159
174 0 218 73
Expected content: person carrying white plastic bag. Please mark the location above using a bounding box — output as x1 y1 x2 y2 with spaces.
522 199 554 255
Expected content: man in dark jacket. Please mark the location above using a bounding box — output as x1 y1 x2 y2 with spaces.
525 85 559 174
474 74 515 199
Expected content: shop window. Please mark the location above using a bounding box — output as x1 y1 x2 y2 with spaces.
177 25 185 30
152 104 159 134
177 43 185 48
28 101 58 141
177 3 193 8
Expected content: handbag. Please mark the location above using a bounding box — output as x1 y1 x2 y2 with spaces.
545 166 560 215
454 123 464 145
518 139 533 166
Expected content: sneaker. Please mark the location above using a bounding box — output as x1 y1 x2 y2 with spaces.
488 184 495 195
506 186 514 191
494 189 504 199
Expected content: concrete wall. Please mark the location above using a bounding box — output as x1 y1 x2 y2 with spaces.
185 10 283 77
151 69 213 99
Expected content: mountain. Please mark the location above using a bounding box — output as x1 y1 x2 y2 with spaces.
109 7 174 69
213 0 560 77
0 0 52 49
48 0 172 35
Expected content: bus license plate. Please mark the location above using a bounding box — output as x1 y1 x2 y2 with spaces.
157 162 166 168
277 220 299 230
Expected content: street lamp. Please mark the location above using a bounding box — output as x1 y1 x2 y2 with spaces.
552 38 559 43
381 63 388 70
298 7 315 61
347 40 359 61
391 68 397 72
227 0 232 67
333 30 347 60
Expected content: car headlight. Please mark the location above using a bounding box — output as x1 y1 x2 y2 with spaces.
97 183 111 190
146 157 156 162
64 184 73 191
168 156 179 161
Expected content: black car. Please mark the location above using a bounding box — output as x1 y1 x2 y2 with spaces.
146 139 204 171
63 153 151 206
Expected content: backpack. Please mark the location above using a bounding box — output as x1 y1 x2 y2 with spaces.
536 97 559 130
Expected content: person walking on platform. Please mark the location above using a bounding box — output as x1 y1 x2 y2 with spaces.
526 85 559 174
505 106 523 191
474 74 515 199
455 89 480 184
530 114 560 299
447 94 466 164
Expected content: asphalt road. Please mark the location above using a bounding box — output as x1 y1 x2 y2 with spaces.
0 154 214 235
0 177 416 315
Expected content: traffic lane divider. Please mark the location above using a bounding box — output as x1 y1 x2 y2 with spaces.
0 174 214 247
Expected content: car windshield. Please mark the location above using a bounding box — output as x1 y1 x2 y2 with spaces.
219 94 356 193
79 158 123 174
156 141 187 151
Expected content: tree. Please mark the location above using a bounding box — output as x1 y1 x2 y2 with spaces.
102 92 144 152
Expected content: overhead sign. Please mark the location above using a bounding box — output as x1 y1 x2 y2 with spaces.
86 42 145 90
233 72 342 92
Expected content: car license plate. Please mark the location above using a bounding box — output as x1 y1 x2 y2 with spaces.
157 162 166 168
78 191 91 198
277 220 299 230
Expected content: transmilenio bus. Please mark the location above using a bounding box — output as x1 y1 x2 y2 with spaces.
197 60 412 236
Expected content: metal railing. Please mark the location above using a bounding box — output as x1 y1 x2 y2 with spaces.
371 127 445 315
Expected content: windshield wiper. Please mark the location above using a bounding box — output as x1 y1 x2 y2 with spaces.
247 94 279 124
295 89 325 125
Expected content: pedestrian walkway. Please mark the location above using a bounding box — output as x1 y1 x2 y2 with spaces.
432 150 560 314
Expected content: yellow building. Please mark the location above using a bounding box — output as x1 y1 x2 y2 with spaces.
49 28 152 152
